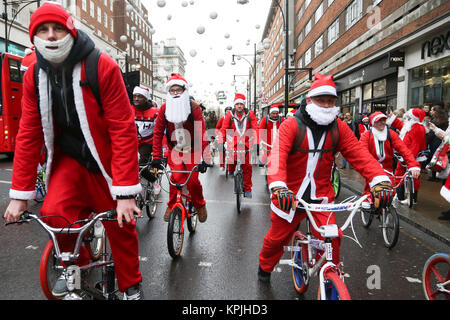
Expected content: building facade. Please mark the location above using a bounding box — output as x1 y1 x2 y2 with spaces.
262 0 450 116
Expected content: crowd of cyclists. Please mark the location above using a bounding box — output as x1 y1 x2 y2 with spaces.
3 3 449 300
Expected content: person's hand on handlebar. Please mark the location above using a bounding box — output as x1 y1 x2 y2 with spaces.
150 158 165 171
369 181 394 209
409 168 420 179
198 161 213 173
3 199 28 224
271 187 297 212
116 198 141 228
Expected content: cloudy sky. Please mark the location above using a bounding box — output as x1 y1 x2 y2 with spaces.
144 0 272 109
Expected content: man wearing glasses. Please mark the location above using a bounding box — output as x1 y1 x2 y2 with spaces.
152 73 211 222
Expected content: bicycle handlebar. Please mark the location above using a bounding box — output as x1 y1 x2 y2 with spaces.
163 163 212 188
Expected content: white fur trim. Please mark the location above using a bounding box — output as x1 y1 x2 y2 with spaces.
166 79 188 91
111 184 143 197
270 202 296 223
386 114 396 126
133 86 150 100
270 107 279 113
371 114 387 126
409 167 421 172
234 98 245 105
307 85 337 97
368 175 391 188
408 109 419 123
9 189 35 200
440 185 450 203
269 180 287 190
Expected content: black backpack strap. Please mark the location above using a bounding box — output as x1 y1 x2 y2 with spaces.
80 48 102 108
33 63 41 113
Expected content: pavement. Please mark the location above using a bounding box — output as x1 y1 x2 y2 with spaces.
336 155 450 247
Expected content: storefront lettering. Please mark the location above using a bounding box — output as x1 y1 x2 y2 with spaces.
421 31 450 59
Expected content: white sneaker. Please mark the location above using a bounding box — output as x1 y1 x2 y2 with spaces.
361 200 371 210
154 183 161 195
399 199 409 205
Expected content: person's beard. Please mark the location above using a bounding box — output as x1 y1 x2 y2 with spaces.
33 33 74 65
165 90 191 123
305 102 340 126
372 126 387 141
399 119 413 140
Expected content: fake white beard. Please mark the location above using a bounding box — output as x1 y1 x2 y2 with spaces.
372 126 387 142
165 90 191 124
399 119 413 140
34 34 74 64
305 102 340 126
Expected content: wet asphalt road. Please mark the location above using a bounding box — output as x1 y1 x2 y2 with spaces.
0 156 448 301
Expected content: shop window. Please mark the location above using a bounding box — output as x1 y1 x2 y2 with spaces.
373 79 386 98
363 83 372 100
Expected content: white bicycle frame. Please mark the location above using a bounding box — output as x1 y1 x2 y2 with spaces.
281 195 368 300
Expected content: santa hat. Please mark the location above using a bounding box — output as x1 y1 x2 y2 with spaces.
234 93 246 106
441 174 450 203
133 86 151 100
20 47 36 71
286 110 296 118
362 115 369 122
408 108 426 122
269 104 279 113
166 73 189 91
29 2 77 43
307 72 337 98
369 112 387 126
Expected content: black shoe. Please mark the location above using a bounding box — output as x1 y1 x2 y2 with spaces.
123 283 144 300
438 210 450 220
258 265 271 283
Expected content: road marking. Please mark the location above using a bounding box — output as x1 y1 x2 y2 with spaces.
198 261 212 267
405 276 422 284
0 180 11 184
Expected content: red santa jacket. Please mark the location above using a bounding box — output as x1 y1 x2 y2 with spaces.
359 128 420 175
133 106 159 146
220 110 258 149
152 101 210 163
10 53 141 200
268 116 390 222
388 116 427 157
258 116 285 149
215 115 225 139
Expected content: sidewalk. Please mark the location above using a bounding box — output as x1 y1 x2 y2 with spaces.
337 158 450 246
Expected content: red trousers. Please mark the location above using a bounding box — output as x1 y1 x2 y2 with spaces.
41 154 142 292
259 209 341 273
167 152 206 209
226 150 253 192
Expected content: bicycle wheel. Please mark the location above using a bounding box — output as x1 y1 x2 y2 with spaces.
187 203 198 233
167 207 184 258
290 231 310 294
405 177 414 208
145 184 157 219
360 208 373 228
381 206 399 249
40 240 63 300
235 172 243 214
84 219 104 261
332 167 341 198
318 270 351 300
34 179 47 203
422 253 450 300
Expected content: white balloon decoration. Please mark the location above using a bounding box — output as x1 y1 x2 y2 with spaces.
157 0 166 8
217 59 225 67
189 49 197 57
209 11 218 19
197 26 205 34
181 1 188 7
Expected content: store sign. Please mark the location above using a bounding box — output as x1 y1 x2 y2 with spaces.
421 30 450 59
387 51 404 67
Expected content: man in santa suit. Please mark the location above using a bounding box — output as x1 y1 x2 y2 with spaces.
215 106 232 169
358 115 370 138
258 104 285 166
3 3 143 299
359 112 421 209
257 73 393 282
387 108 427 203
132 86 159 165
220 94 258 198
151 73 211 222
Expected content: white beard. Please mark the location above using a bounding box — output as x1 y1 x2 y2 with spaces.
399 119 413 140
34 34 74 64
165 90 191 123
372 127 387 141
305 102 340 126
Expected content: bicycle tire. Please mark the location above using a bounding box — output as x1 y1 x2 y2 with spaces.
405 177 414 208
187 203 198 233
360 208 373 228
290 231 310 294
145 184 157 219
382 206 399 249
318 270 351 300
34 179 47 203
167 207 184 258
40 240 62 300
422 253 450 300
235 172 243 214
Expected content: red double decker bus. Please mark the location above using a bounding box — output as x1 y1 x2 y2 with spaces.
0 52 23 157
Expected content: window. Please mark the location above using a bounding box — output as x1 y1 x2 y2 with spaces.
97 7 102 23
328 0 334 6
315 35 323 56
373 0 382 6
373 79 386 98
305 0 311 9
305 19 312 36
90 1 94 17
297 32 303 46
297 56 303 68
82 0 86 11
346 0 363 30
315 2 323 24
104 13 108 28
328 18 339 45
297 7 303 22
110 18 114 32
304 48 311 65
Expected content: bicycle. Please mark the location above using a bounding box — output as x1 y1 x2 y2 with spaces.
280 195 369 300
34 168 47 203
136 163 162 219
5 210 123 300
360 175 400 249
209 137 218 165
422 252 449 300
163 163 212 258
232 149 248 214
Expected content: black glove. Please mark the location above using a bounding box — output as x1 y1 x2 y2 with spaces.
197 161 210 173
140 165 157 182
150 158 164 171
271 187 297 212
370 181 394 209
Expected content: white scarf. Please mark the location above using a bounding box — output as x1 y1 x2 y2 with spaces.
34 33 74 64
372 126 387 141
165 90 191 123
399 119 415 140
305 102 341 126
